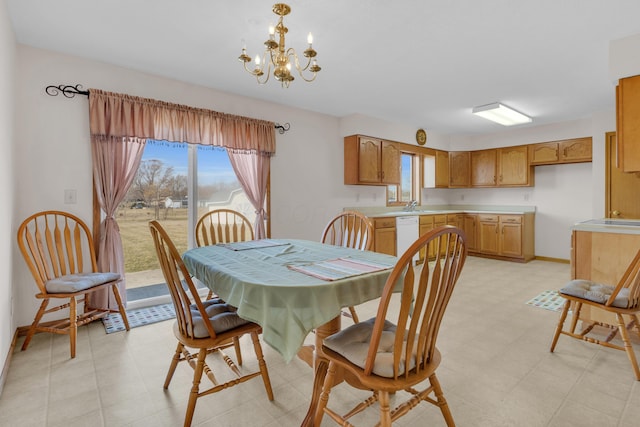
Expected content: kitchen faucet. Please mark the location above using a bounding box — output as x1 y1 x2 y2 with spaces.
403 200 418 211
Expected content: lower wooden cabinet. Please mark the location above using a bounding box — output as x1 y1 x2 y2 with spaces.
373 217 396 256
463 214 478 251
476 213 534 262
371 211 534 262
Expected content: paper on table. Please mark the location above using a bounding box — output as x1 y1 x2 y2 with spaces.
288 257 394 281
219 239 290 251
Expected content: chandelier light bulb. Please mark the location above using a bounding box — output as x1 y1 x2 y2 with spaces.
307 32 313 45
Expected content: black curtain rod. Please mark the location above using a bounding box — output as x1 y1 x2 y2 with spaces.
44 84 290 134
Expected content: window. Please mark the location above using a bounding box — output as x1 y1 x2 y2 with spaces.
118 140 263 301
388 152 418 205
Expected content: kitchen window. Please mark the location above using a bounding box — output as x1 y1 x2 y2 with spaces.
388 152 418 205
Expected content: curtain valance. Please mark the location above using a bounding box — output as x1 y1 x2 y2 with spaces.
88 89 276 155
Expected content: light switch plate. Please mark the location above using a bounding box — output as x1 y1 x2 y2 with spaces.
64 189 77 204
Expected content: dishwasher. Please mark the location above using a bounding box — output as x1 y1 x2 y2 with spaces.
396 215 419 260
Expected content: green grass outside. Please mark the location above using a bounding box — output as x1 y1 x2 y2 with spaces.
117 207 193 272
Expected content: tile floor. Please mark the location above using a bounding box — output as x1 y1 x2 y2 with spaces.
2 257 640 426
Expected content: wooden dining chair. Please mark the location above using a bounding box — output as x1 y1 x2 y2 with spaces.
17 210 130 358
315 225 467 427
149 220 273 427
195 208 254 247
321 210 374 323
550 248 640 380
195 209 254 300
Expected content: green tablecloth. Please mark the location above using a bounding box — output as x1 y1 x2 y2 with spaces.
182 239 397 362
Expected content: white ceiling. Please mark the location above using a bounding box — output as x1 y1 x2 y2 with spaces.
7 0 640 135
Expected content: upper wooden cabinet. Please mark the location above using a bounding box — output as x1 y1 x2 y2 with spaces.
498 145 532 186
469 146 532 188
471 149 497 187
344 135 401 185
529 137 592 165
449 151 470 187
617 75 640 172
435 150 449 188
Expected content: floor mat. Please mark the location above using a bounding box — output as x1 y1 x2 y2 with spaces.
102 303 175 333
525 290 566 312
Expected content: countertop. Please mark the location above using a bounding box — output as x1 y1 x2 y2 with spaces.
347 204 536 218
571 218 640 235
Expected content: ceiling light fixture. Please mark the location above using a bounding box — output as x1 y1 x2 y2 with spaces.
472 102 532 126
238 3 321 88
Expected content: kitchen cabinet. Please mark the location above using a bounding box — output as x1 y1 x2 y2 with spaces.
471 149 497 187
469 146 531 188
572 228 640 324
616 75 640 172
529 137 592 166
463 214 478 251
418 215 434 261
435 150 449 188
498 145 532 186
372 210 533 262
478 215 500 255
344 135 401 185
476 213 534 261
373 217 396 256
449 151 470 187
446 214 462 229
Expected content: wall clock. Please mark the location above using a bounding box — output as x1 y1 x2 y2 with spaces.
416 128 427 145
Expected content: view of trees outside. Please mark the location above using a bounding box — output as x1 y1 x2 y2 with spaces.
117 140 251 292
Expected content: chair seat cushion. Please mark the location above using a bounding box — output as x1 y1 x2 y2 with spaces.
323 318 416 378
45 272 121 293
560 279 630 308
190 298 250 338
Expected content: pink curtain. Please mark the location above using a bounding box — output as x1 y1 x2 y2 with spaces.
87 89 276 307
90 136 146 308
228 150 271 239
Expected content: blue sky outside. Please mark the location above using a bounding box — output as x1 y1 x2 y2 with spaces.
144 140 238 185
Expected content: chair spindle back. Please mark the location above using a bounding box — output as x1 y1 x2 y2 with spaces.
321 210 373 251
195 209 254 247
150 220 217 340
17 211 98 294
365 225 467 379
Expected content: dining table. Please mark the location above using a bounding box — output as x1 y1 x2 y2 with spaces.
182 238 398 426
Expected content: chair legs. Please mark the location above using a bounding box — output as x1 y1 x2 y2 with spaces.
164 332 273 427
184 348 207 427
551 298 640 381
21 299 49 352
347 306 360 323
250 331 274 400
550 299 571 352
164 342 184 389
315 365 455 427
112 284 130 331
615 313 640 381
430 373 455 427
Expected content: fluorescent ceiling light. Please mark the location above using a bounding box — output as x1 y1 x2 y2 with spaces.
472 102 532 126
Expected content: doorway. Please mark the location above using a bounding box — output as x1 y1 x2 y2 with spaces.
605 131 640 219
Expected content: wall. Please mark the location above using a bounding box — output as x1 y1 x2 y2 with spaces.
11 44 614 330
610 33 640 81
0 0 15 392
439 115 613 259
11 45 370 327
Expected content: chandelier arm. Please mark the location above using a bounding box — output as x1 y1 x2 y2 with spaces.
256 59 272 85
288 48 312 72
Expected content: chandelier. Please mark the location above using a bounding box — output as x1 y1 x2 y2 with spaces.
238 3 321 88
